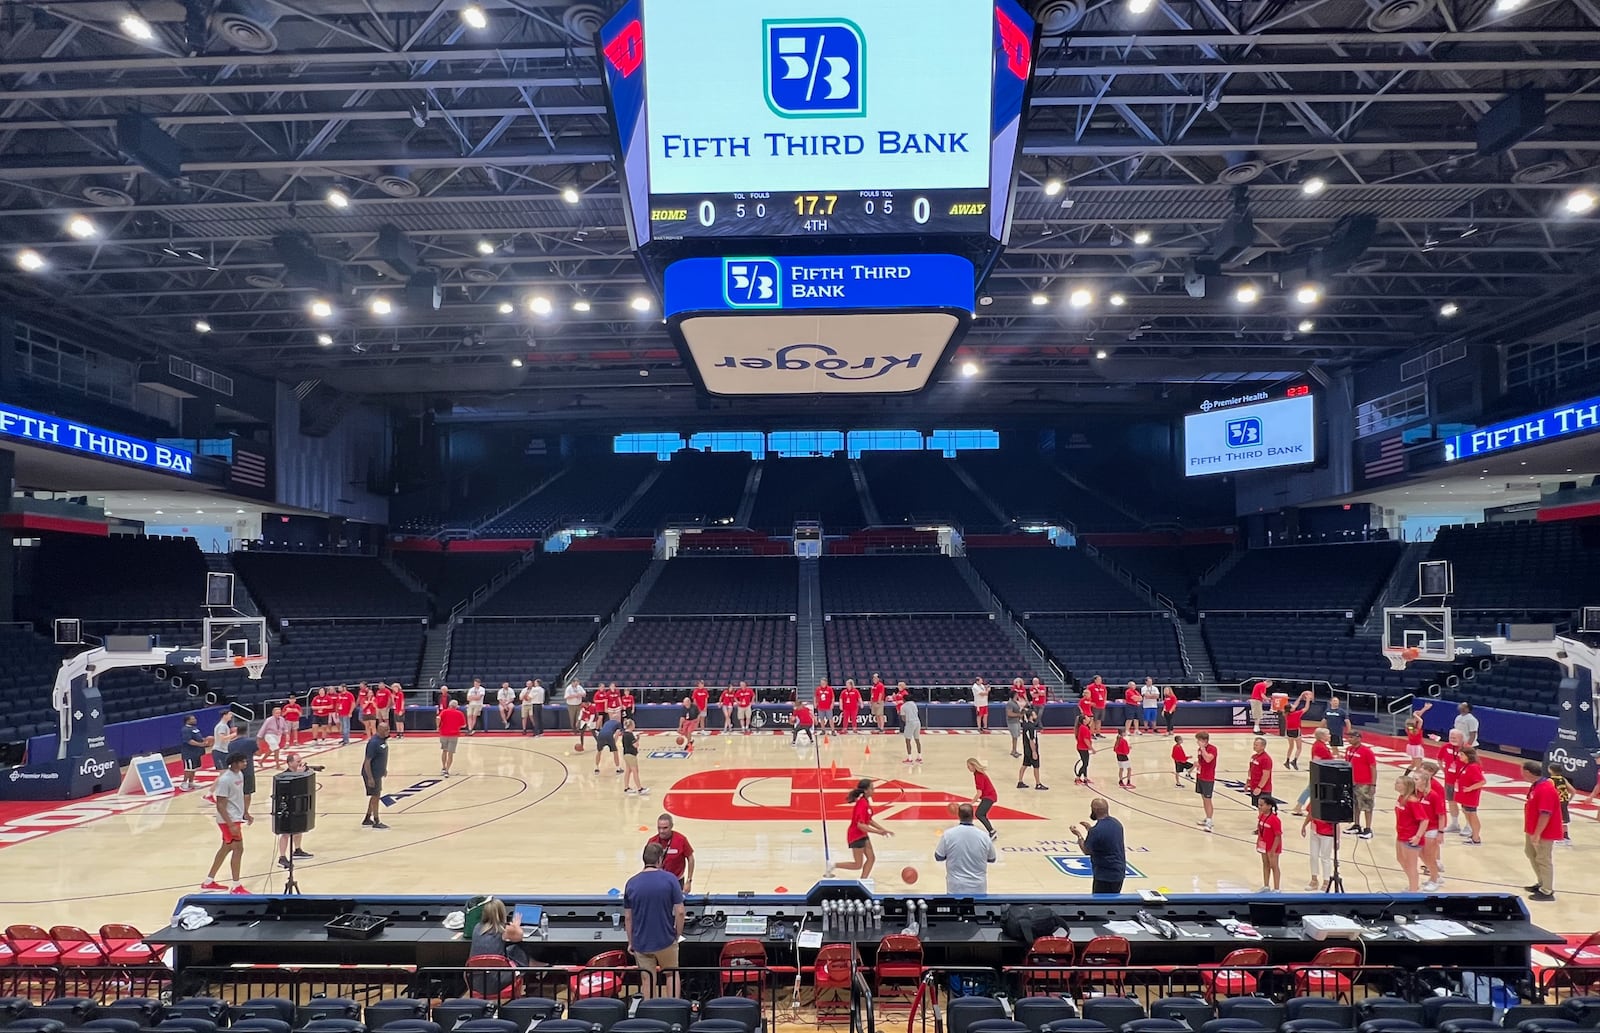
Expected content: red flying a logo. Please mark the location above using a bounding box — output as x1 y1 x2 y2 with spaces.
663 766 1046 823
604 19 643 78
995 6 1032 81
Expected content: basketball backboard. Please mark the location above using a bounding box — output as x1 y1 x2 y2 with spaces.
1382 605 1454 669
200 615 268 678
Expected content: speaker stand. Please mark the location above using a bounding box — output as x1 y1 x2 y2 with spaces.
283 854 302 895
1325 828 1346 894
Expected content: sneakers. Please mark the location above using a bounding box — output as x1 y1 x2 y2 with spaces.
1420 880 1442 892
1531 891 1557 902
1345 824 1363 834
293 848 313 859
638 787 650 794
1017 781 1029 789
1444 823 1462 834
989 829 999 840
229 885 251 895
624 788 636 795
1034 784 1049 791
370 821 390 830
1358 828 1374 840
199 880 227 892
361 816 374 827
1198 819 1214 832
278 856 291 869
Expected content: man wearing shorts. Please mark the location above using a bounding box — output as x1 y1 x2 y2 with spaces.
1247 737 1274 808
211 712 235 775
521 680 544 736
1249 678 1272 734
373 681 392 730
870 675 887 734
361 721 390 829
735 682 755 734
595 716 623 774
1322 695 1348 749
310 687 334 743
465 679 486 734
691 682 711 735
1140 679 1160 734
1194 731 1218 832
564 680 586 732
437 699 466 777
718 685 735 733
971 677 991 733
200 752 250 894
390 683 406 738
900 694 923 763
1087 675 1108 738
281 696 302 748
1344 729 1378 838
259 706 291 767
179 714 206 791
815 680 835 733
625 841 685 997
497 682 516 731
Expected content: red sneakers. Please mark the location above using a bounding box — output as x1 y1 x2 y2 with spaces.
199 881 226 892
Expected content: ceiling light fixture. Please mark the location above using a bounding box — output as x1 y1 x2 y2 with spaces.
1493 0 1529 11
1132 229 1152 246
630 296 652 312
1042 179 1063 196
1068 287 1093 309
368 295 393 316
460 4 488 29
1439 301 1459 318
562 186 581 204
316 333 333 346
16 249 45 272
1128 0 1154 12
498 301 514 315
1109 292 1126 307
1298 319 1316 333
194 319 212 334
960 360 980 377
572 299 592 313
1301 175 1327 196
527 295 553 316
309 298 333 319
1031 293 1049 306
1095 348 1108 360
476 240 495 255
66 215 98 239
325 187 350 208
510 357 524 368
1295 284 1322 305
119 13 155 41
1564 187 1598 215
1234 283 1260 304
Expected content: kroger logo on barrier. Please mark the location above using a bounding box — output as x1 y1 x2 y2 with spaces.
712 343 921 382
1548 747 1591 775
79 757 116 779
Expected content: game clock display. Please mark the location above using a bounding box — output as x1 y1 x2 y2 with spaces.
648 188 993 238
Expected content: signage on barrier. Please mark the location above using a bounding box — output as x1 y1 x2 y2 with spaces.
1445 392 1600 462
0 402 194 475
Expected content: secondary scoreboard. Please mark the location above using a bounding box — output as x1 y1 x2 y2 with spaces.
601 0 1033 247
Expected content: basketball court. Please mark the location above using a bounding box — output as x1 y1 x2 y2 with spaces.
1 726 1593 936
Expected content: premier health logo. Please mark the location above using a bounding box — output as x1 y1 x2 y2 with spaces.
764 20 865 118
723 259 782 309
1227 416 1263 449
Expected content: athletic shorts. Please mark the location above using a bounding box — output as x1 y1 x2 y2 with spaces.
1093 707 1106 722
624 755 639 770
1117 759 1132 769
1405 744 1423 758
1286 730 1301 739
1461 804 1478 813
376 707 391 721
1424 829 1440 839
871 702 884 716
241 766 256 796
1445 784 1455 801
365 776 382 798
1143 707 1157 722
264 734 281 751
183 755 199 772
902 725 921 739
219 823 242 845
1195 780 1215 799
1354 783 1376 812
596 735 616 751
441 737 459 755
848 836 870 850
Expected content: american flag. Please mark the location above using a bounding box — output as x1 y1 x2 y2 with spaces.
231 447 270 489
1363 435 1406 479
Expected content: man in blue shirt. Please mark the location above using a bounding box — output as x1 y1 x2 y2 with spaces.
624 841 685 997
179 714 206 792
362 721 390 830
1322 695 1348 749
1072 798 1127 895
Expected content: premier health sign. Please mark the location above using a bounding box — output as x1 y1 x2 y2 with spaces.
0 403 194 476
1444 394 1600 462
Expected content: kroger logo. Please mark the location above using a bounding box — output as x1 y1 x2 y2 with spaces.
713 343 922 382
1227 416 1263 449
723 259 781 309
79 756 116 779
764 20 865 118
1548 748 1591 775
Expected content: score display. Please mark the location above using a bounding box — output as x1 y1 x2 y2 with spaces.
1183 392 1318 477
600 0 1035 246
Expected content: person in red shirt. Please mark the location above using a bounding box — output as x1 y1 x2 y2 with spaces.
1249 678 1272 735
310 687 334 743
719 685 735 733
1171 735 1193 787
1394 774 1432 892
1247 737 1273 807
1293 728 1334 815
1076 687 1094 728
437 698 467 776
281 696 302 748
390 684 406 738
1114 723 1135 789
734 682 756 734
791 701 816 745
1194 731 1219 831
1523 759 1563 900
827 779 890 882
1123 682 1140 709
372 682 392 731
967 758 999 839
1072 715 1094 785
815 681 835 732
1283 692 1309 769
869 676 888 734
1344 729 1379 837
1161 686 1179 734
648 814 697 891
1455 746 1485 845
1301 810 1338 891
1404 701 1434 760
839 681 862 734
1255 796 1283 892
691 682 710 735
334 684 355 745
619 688 636 721
1086 676 1107 738
579 699 600 749
357 683 377 738
1418 759 1449 890
1030 678 1049 711
1439 729 1465 833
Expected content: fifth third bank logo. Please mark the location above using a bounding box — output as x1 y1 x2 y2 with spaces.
764 20 865 117
723 258 781 309
1226 416 1262 449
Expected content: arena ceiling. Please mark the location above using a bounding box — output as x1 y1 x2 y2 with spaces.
2 0 1599 421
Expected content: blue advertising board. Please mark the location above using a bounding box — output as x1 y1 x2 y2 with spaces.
664 253 974 315
0 402 193 476
1444 393 1600 462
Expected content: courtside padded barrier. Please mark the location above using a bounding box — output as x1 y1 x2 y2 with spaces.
26 706 225 766
1417 699 1554 757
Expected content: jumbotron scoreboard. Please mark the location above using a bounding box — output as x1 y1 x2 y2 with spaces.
600 0 1035 395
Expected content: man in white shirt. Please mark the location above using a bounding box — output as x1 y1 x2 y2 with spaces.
934 803 997 895
259 706 292 766
970 678 991 734
1453 702 1479 747
201 753 250 893
465 680 486 735
521 680 545 736
497 682 516 731
565 681 586 732
211 713 236 775
1139 679 1162 734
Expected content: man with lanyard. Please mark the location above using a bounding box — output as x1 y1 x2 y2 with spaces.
310 687 334 743
870 674 888 734
334 684 355 745
970 677 991 734
1523 760 1562 901
646 813 696 892
465 679 486 735
735 681 756 734
1344 729 1379 839
815 680 836 734
496 682 516 731
1087 676 1107 738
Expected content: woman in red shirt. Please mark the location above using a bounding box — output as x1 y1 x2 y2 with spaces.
828 779 892 881
1283 693 1309 770
357 683 377 737
390 684 406 738
1394 774 1432 891
281 696 302 748
1255 796 1283 892
1161 687 1179 734
1072 715 1094 785
1300 811 1336 891
1455 747 1486 844
967 758 999 839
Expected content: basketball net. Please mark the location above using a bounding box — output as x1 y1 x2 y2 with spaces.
243 657 267 680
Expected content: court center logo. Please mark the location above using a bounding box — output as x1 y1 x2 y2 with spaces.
723 258 782 309
764 20 865 118
1226 416 1263 449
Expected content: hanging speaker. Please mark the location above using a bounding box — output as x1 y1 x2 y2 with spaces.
272 770 317 836
1310 758 1354 824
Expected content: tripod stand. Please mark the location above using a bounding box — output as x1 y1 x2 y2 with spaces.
282 853 302 895
1325 827 1346 893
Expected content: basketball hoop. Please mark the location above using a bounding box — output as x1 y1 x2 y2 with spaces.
1384 648 1408 671
242 656 267 680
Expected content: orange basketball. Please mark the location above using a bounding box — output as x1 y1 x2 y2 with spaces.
232 656 245 667
901 866 918 885
675 735 687 746
1403 647 1421 661
574 741 584 752
947 801 961 817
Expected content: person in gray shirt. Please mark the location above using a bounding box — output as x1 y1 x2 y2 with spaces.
1453 702 1479 747
1005 684 1026 759
934 803 997 895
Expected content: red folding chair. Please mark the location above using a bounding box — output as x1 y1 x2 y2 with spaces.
1078 935 1133 997
1291 946 1363 1002
98 925 162 967
811 943 858 1027
571 949 634 999
464 954 523 1002
1543 931 1600 994
873 934 924 1010
719 938 768 998
1019 935 1076 997
4 926 61 967
1199 947 1269 1001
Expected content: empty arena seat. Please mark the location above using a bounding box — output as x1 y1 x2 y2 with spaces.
611 1022 672 1033
569 999 629 1032
1286 1000 1353 1025
515 1024 586 1033
369 1024 438 1033
228 1021 289 1033
237 1002 294 1025
100 1002 163 1028
687 1022 749 1033
298 1021 365 1033
1015 999 1080 1032
967 1022 1029 1033
430 1003 489 1030
1121 1021 1187 1033
1436 1021 1503 1033
1355 1021 1423 1033
297 1002 360 1025
448 1022 516 1033
3 1020 64 1033
35 1003 96 1026
1281 1022 1348 1033
81 1021 141 1033
1353 1000 1421 1025
699 999 759 1033
361 1003 427 1032
0 1002 30 1025
1215 1001 1282 1029
156 1020 218 1033
1517 1020 1584 1033
1422 999 1492 1027
495 1001 559 1029
166 1002 228 1025
1079 1001 1145 1031
1197 1020 1267 1033
634 999 693 1032
1039 1023 1111 1033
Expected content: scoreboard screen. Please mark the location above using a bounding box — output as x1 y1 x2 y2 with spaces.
1183 392 1318 478
600 0 1034 245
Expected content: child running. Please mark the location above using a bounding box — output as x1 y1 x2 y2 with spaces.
826 779 892 883
968 758 999 839
1072 714 1093 785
